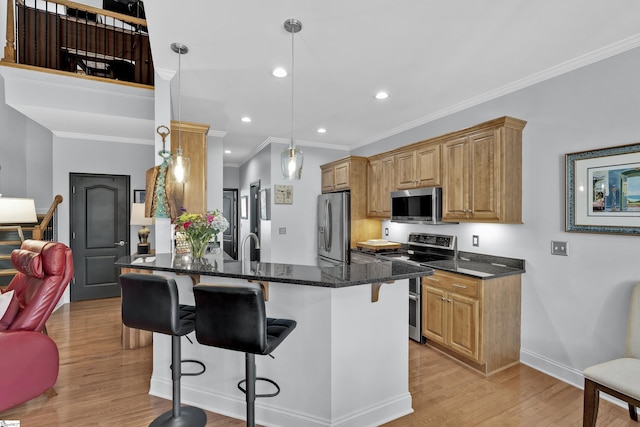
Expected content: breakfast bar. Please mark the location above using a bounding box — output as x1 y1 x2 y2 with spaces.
115 253 432 427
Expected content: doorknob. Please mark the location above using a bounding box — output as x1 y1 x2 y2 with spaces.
114 241 126 247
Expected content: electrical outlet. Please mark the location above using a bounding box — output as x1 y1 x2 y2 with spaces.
384 228 389 236
472 235 479 247
279 227 286 235
551 241 568 256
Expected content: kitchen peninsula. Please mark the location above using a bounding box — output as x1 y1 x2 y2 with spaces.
115 253 432 427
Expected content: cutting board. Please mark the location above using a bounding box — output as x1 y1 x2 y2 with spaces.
356 240 401 251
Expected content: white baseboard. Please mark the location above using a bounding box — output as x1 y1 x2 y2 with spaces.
520 348 628 409
150 378 413 427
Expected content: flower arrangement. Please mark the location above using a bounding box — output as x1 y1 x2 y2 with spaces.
173 209 229 258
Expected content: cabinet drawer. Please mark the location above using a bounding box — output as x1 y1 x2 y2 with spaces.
423 271 479 298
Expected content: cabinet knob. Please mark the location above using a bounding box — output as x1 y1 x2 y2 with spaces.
446 298 452 303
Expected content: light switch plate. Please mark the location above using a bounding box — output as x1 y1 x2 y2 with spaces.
279 227 286 235
472 235 479 247
551 241 567 256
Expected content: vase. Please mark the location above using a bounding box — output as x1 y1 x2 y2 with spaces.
188 238 208 258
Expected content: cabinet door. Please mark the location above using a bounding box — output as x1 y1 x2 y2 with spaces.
442 136 470 220
334 162 350 190
422 284 447 344
379 156 394 215
448 292 480 362
321 166 335 193
367 160 381 216
368 156 394 218
468 130 500 221
394 150 417 189
171 121 209 214
416 143 441 187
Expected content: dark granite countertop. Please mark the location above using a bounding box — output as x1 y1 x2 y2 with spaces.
115 253 432 288
423 251 525 279
353 248 525 279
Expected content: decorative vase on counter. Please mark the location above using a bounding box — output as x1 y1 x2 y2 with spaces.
173 209 229 259
188 236 208 259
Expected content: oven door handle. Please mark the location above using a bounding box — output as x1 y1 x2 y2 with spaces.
409 293 419 302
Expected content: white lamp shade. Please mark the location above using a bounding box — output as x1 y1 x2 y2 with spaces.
130 203 153 226
0 197 37 224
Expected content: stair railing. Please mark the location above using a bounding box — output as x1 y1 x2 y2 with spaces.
32 194 63 241
2 0 153 85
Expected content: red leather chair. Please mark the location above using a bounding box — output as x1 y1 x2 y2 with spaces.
0 240 74 412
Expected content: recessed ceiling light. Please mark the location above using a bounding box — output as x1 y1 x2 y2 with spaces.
224 150 231 154
374 91 389 100
317 128 327 134
241 116 252 123
272 67 287 78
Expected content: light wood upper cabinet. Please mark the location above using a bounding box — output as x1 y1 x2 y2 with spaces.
170 120 210 215
367 154 394 218
422 269 522 375
395 143 441 190
441 117 526 223
319 156 381 246
321 159 351 192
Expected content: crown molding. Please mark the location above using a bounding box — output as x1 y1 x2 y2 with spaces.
355 33 640 148
52 131 153 145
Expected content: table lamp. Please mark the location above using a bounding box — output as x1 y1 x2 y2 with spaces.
131 202 153 254
0 197 38 242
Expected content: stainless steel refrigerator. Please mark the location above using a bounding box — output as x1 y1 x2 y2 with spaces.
317 191 350 266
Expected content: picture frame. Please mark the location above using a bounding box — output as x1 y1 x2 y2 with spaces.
274 184 293 204
134 189 146 204
260 189 270 220
240 195 248 219
566 142 640 235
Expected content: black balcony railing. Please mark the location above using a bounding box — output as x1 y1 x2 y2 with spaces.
4 0 153 86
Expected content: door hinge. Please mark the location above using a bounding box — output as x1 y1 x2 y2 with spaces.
72 186 76 194
72 231 75 239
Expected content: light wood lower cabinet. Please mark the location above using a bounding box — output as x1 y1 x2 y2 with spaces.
422 269 521 375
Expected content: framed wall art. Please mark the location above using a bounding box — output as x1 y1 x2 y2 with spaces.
134 189 146 204
240 196 248 219
566 142 640 235
274 184 293 204
259 189 270 220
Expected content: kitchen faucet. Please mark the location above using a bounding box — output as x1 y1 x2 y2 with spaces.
240 233 260 262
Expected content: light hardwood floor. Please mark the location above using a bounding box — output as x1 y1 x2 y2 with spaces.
0 297 634 426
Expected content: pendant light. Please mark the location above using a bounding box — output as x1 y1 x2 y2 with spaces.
281 18 304 180
170 42 191 184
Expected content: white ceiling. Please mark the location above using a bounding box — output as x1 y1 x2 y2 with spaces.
11 1 640 167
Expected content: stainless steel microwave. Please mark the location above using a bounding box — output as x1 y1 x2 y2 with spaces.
390 187 445 224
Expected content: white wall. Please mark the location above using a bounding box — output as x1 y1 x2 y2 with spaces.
206 133 224 211
352 46 640 387
267 143 349 265
223 166 240 189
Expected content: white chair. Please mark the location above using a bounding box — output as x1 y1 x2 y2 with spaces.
583 282 640 426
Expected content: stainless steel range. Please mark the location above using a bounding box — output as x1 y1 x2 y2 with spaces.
380 233 457 343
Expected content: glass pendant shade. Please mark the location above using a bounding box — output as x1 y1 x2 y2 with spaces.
281 144 303 180
171 147 190 184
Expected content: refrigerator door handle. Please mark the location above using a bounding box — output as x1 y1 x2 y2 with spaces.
325 199 332 251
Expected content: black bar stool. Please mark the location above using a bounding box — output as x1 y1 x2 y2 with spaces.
120 273 207 427
193 283 296 427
